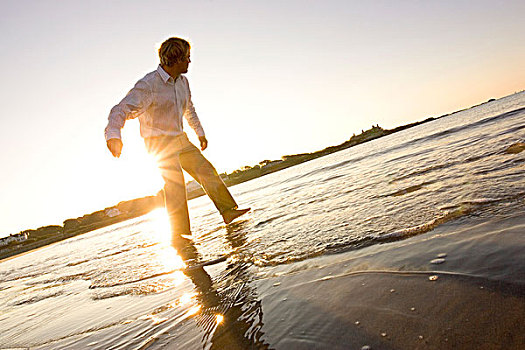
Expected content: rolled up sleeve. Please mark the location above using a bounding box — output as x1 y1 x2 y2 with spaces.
105 80 152 141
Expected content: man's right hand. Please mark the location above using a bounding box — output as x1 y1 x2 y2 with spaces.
107 138 123 158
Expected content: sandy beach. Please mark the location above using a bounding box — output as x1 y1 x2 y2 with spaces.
251 210 525 349
16 206 523 350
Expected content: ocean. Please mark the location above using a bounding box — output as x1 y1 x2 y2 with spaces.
1 91 524 349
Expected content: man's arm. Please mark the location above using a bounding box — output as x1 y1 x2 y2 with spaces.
104 79 152 157
181 77 206 147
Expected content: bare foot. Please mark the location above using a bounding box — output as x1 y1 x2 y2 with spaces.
222 208 251 224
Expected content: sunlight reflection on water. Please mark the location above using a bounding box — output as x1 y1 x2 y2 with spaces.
148 207 172 246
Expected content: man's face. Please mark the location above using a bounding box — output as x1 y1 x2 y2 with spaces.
174 53 191 74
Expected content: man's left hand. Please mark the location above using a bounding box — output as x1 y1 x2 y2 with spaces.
199 136 208 151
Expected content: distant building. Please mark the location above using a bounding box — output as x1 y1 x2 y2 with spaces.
0 232 28 246
261 160 283 171
104 208 122 218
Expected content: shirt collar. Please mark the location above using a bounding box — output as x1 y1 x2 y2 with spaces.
157 65 178 84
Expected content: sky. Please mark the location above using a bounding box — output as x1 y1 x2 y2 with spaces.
1 0 524 236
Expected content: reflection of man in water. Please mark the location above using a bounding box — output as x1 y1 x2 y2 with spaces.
105 37 249 247
182 224 270 349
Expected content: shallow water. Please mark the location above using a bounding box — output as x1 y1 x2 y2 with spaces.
1 92 524 349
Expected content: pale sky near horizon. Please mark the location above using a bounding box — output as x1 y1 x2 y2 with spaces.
1 0 524 236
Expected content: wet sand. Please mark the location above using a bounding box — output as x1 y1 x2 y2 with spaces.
259 272 524 350
126 209 524 350
16 209 524 350
248 210 525 349
19 208 523 350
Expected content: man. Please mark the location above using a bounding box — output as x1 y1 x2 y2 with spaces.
105 37 249 248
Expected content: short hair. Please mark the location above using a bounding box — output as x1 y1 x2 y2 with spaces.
158 37 190 66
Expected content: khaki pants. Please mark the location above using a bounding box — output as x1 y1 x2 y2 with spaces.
144 133 237 238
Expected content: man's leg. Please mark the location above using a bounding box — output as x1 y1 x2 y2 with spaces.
178 137 249 223
145 136 192 243
179 145 237 213
163 173 191 238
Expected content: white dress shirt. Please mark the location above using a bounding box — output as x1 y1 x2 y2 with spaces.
105 65 205 141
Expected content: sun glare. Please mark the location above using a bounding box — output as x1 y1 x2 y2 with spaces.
149 208 171 246
149 208 189 276
156 246 186 270
179 292 198 306
120 123 165 195
187 305 202 316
